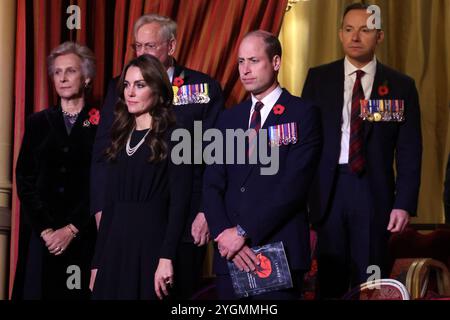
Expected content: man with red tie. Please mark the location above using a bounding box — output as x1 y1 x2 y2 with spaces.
302 3 422 299
204 30 322 299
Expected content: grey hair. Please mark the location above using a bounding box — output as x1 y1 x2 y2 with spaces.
133 14 177 41
47 41 96 81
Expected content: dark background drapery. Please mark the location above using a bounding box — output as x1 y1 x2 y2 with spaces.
9 0 288 296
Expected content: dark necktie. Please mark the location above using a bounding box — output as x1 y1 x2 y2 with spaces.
349 70 366 174
248 101 264 159
249 101 263 131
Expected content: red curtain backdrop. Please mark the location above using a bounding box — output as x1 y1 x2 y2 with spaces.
9 0 288 298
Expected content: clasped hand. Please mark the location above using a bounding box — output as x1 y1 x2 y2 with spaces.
215 227 259 272
42 226 75 255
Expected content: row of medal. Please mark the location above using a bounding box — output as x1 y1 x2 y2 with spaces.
360 99 405 122
173 83 211 105
268 122 298 147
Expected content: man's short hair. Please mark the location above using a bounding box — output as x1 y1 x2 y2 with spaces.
343 2 370 20
133 14 177 41
244 30 282 60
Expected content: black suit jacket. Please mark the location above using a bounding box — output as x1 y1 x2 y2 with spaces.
302 59 422 226
90 63 224 241
203 89 322 274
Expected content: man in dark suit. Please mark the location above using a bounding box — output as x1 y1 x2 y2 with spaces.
90 14 224 299
203 30 322 300
302 3 422 299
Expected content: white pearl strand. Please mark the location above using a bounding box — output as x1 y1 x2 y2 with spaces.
126 127 151 156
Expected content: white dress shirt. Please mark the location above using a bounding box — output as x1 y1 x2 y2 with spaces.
339 56 377 164
249 85 283 128
167 66 175 83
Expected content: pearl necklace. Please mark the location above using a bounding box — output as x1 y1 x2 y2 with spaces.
126 127 151 156
62 109 81 117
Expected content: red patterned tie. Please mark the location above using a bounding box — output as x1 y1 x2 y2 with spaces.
349 70 365 174
248 101 263 158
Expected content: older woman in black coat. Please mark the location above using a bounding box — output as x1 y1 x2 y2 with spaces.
13 42 98 300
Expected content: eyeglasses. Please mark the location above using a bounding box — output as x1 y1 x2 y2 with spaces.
131 41 167 52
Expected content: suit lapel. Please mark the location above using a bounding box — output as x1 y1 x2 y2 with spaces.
69 106 90 140
333 61 346 138
173 62 186 85
240 90 291 186
261 89 289 130
46 106 69 141
47 105 95 147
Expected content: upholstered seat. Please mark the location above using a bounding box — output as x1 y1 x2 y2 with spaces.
342 279 410 300
388 227 450 270
388 227 450 299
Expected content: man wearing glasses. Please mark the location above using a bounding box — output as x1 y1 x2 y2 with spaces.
90 14 224 299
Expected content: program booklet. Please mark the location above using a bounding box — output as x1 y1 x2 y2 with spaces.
227 241 293 298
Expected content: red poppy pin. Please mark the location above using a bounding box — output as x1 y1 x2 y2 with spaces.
173 70 185 88
273 104 285 115
84 108 100 127
378 82 389 96
173 76 184 88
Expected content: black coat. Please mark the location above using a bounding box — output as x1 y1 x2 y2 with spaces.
13 105 97 300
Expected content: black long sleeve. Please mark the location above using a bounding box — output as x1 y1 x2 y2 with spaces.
16 116 55 234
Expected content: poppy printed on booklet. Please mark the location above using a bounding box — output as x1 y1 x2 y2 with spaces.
227 242 293 298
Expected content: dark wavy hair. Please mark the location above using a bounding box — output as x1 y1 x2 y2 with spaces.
105 54 175 162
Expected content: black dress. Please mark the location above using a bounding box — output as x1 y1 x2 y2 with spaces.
13 105 97 300
91 128 192 300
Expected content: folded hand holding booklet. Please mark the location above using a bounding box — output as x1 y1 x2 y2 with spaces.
227 241 293 298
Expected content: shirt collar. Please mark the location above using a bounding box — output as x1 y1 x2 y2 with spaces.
167 66 175 83
250 85 283 110
344 55 377 77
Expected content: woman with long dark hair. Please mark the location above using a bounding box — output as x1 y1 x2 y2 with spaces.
90 54 192 299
